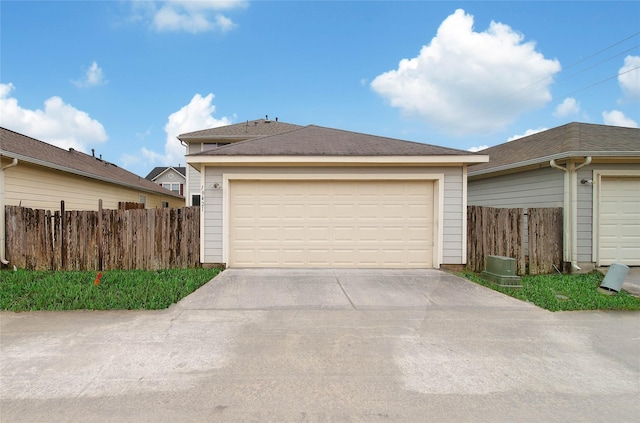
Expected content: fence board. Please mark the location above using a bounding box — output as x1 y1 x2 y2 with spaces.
467 205 563 275
528 208 563 274
4 205 200 271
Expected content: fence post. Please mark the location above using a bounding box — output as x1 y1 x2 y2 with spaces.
98 199 103 271
60 200 66 270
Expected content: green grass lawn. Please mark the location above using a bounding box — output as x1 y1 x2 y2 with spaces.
0 268 221 312
457 270 640 311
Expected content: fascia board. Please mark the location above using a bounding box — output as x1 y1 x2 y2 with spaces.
468 151 640 177
185 155 489 167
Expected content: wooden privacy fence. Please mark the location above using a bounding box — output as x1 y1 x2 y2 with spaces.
4 203 200 271
467 205 563 275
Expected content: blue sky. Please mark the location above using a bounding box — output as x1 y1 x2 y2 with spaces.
2 1 639 177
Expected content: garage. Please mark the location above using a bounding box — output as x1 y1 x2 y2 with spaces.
229 179 435 268
599 176 640 266
185 123 488 269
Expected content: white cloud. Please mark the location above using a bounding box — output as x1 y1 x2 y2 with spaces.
144 0 247 33
371 9 561 136
468 145 488 152
618 55 640 102
553 97 580 118
602 110 638 128
507 127 547 141
0 82 107 151
73 61 106 88
136 93 233 168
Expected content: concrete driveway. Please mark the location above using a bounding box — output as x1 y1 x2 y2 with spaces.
1 269 639 422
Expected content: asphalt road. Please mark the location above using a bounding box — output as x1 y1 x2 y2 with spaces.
1 269 639 422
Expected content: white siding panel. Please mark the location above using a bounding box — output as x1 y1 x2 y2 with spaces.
576 168 593 262
202 170 223 263
186 143 202 206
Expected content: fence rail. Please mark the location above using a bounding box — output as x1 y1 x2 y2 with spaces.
467 205 563 275
4 203 200 271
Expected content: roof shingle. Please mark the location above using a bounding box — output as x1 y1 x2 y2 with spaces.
469 122 640 174
192 125 476 156
179 118 302 139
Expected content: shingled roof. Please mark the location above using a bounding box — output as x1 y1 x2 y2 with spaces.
145 166 186 181
179 118 302 140
469 122 640 175
0 127 183 198
191 125 477 156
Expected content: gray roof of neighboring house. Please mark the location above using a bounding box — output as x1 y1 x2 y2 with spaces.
190 125 477 156
0 127 183 198
145 166 186 181
469 122 640 175
178 118 302 140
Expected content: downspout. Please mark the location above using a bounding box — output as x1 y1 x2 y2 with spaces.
1 158 19 265
549 157 591 272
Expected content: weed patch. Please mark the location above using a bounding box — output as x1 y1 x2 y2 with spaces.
0 268 221 312
457 271 640 312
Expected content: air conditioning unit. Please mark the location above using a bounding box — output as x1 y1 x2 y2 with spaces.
482 255 522 288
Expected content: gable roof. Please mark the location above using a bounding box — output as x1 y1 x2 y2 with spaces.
178 118 302 140
145 166 186 181
469 122 640 176
191 125 479 157
0 127 183 198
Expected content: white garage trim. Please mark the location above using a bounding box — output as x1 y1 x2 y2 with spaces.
222 173 444 268
593 170 640 266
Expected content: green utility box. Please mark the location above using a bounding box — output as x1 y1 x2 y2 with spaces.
482 255 522 288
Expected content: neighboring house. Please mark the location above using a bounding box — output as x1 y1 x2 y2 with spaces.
178 117 302 206
145 166 186 196
468 122 640 270
185 124 488 269
0 127 185 211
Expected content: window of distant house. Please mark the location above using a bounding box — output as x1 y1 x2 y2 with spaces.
192 195 201 207
162 201 169 208
202 142 231 151
162 183 182 195
139 194 147 206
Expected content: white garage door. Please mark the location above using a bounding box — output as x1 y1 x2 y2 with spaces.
229 180 434 268
599 176 640 266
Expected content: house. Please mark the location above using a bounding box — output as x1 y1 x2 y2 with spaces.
467 122 640 270
185 124 488 268
0 127 185 211
178 117 302 206
145 166 186 197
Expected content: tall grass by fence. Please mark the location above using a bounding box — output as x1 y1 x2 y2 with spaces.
467 205 563 275
4 203 200 271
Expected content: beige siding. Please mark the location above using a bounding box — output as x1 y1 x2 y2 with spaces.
3 162 183 210
202 165 465 266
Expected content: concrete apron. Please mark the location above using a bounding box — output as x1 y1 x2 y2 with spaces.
1 269 639 422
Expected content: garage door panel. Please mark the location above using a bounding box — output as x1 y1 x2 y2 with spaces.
599 176 640 266
229 180 434 268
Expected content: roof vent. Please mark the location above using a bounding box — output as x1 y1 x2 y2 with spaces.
265 114 271 123
69 147 75 152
